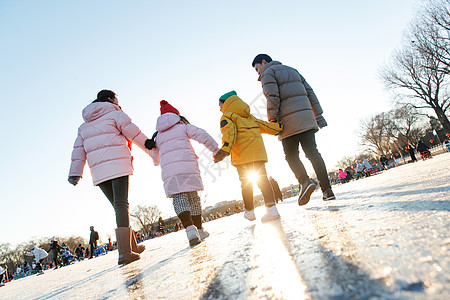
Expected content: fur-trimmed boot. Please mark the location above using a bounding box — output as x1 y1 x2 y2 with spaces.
116 227 140 265
130 227 145 254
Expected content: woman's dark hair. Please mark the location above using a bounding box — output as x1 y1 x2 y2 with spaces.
252 54 272 67
179 116 190 124
93 89 116 103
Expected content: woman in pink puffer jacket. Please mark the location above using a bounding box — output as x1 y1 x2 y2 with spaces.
147 100 219 246
68 89 150 264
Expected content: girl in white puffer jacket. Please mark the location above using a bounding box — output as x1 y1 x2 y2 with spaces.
68 89 151 264
146 100 219 246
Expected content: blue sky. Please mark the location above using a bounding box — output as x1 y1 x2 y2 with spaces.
0 0 419 245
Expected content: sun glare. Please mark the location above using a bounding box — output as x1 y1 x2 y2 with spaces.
248 172 259 185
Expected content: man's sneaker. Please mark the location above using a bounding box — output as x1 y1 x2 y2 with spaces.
261 205 281 222
298 178 316 206
244 209 256 221
198 228 210 240
323 188 336 201
186 225 202 246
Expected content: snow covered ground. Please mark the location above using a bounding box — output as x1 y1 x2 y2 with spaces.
1 153 449 300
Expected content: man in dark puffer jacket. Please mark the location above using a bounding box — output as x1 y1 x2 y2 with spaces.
252 54 335 204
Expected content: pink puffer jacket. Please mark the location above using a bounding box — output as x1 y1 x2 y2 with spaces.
69 102 151 185
152 113 219 197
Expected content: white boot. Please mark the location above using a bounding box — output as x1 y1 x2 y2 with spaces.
198 228 210 240
261 206 280 222
186 225 201 246
244 209 256 221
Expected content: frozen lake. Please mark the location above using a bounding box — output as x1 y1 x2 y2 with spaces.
1 153 449 299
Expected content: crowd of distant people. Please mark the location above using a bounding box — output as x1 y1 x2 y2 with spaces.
330 139 440 185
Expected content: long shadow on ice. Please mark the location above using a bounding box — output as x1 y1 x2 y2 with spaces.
200 225 255 299
34 265 118 300
200 219 399 299
308 199 450 212
95 248 190 299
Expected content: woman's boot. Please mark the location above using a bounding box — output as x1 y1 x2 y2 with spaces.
130 227 145 254
116 227 140 264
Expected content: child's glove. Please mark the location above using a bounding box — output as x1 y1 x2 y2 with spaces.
145 139 156 150
68 176 81 186
315 114 328 128
214 149 228 163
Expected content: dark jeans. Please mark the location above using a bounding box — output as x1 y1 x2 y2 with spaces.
36 258 45 271
90 242 97 258
281 130 331 191
236 162 275 210
98 175 130 227
52 254 60 268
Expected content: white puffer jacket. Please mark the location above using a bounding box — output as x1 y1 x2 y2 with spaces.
26 247 48 262
152 113 219 197
69 102 151 185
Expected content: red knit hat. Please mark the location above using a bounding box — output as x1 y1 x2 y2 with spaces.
160 100 180 115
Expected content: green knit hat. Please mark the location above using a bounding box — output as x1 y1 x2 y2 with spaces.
219 90 237 103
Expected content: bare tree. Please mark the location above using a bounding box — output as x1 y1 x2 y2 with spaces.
390 106 427 146
130 204 162 235
414 0 450 74
380 0 450 132
359 112 393 155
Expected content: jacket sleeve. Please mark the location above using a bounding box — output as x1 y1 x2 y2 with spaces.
219 115 236 154
68 130 86 177
116 111 153 156
151 146 160 166
255 118 283 135
300 74 323 116
261 70 281 122
185 124 220 154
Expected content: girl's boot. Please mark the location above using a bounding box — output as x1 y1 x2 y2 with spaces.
186 225 201 246
116 227 140 264
130 227 145 254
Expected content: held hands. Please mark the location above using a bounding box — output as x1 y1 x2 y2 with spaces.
315 114 328 129
214 149 228 163
68 176 81 186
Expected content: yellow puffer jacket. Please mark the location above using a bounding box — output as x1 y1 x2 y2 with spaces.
219 95 283 166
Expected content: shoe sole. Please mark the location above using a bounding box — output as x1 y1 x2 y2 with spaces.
323 195 336 201
261 215 281 223
189 237 201 246
298 183 316 206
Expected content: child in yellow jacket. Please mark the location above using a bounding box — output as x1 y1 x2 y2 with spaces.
214 91 283 222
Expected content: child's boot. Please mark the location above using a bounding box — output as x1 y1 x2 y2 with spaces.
244 209 256 221
186 225 202 246
261 205 280 222
116 227 140 264
130 227 145 254
198 227 210 240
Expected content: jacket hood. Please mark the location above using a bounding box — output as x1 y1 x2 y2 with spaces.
222 95 250 118
258 61 283 81
156 112 181 132
82 102 120 122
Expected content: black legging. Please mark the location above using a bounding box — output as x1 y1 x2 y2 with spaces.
98 175 130 227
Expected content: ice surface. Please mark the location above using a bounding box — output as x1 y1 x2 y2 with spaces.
1 153 449 299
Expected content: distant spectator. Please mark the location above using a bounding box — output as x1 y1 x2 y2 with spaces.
0 265 6 286
25 244 48 275
407 143 417 162
75 244 85 260
89 226 99 259
379 155 389 169
48 238 62 269
269 177 283 203
338 169 348 183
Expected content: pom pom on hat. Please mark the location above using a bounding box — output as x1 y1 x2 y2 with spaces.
160 100 180 115
219 91 237 103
